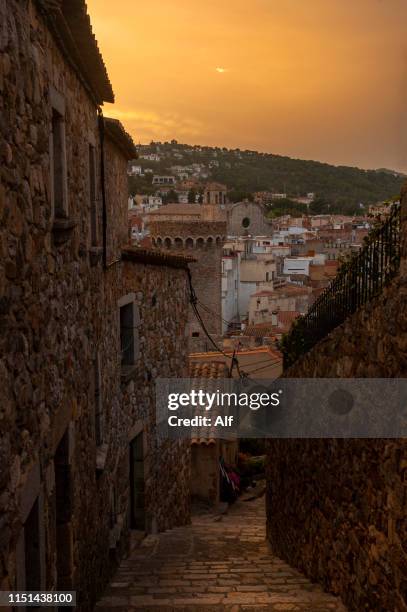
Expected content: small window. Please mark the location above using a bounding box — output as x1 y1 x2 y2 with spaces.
51 108 68 218
119 295 140 367
242 217 250 228
121 303 135 365
89 144 98 246
94 353 103 446
109 487 117 529
24 497 42 591
192 331 200 338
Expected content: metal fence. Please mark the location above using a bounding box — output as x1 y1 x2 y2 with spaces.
282 202 401 369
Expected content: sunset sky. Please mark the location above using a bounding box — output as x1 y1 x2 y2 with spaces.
87 0 407 171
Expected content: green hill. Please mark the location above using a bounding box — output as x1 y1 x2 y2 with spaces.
130 141 405 214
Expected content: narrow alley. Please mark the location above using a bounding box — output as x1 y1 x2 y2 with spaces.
96 496 347 611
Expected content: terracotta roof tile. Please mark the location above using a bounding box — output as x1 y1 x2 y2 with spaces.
39 0 114 103
148 203 203 216
188 359 229 445
204 182 227 191
104 118 137 159
189 361 229 379
122 246 195 269
252 285 310 298
277 311 300 326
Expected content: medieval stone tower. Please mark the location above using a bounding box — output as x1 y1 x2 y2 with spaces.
148 204 227 353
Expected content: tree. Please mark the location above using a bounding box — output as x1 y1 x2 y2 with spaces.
228 190 254 203
163 189 179 204
309 198 330 215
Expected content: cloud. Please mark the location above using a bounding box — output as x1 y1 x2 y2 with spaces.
102 106 205 142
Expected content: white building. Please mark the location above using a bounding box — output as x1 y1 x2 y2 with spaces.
283 257 313 277
152 175 176 185
248 285 311 325
140 153 160 161
271 193 287 200
283 254 326 278
238 255 277 317
221 252 240 334
133 194 163 212
177 192 189 204
128 164 143 176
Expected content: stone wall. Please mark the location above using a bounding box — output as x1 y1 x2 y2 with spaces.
121 260 191 533
266 187 407 611
227 201 272 237
149 219 226 353
0 2 191 609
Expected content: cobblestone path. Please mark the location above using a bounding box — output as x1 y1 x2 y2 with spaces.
96 496 347 611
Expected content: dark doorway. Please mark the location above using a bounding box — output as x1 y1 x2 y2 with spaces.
129 433 145 530
54 429 73 590
24 498 41 595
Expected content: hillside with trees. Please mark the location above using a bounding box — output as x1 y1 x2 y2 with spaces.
129 141 405 214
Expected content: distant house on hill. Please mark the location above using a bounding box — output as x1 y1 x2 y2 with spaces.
152 175 176 185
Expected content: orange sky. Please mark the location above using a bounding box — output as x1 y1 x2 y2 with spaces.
87 0 407 171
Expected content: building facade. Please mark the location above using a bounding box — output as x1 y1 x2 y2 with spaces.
0 2 191 609
221 251 240 334
227 201 272 236
203 182 228 206
267 188 407 612
148 205 227 352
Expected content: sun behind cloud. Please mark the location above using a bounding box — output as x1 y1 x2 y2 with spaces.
215 67 229 73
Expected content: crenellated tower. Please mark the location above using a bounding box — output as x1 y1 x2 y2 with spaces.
148 204 227 353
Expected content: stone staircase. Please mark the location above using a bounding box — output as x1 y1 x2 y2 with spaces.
96 496 347 611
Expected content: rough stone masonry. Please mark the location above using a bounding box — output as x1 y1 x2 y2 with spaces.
0 1 191 609
266 184 407 612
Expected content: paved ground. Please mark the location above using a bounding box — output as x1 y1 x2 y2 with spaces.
96 496 347 611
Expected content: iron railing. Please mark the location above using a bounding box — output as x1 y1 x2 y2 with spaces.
282 202 401 369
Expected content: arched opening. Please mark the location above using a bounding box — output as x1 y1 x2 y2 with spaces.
196 238 205 249
216 236 221 245
242 217 251 229
156 237 162 247
207 237 214 247
185 237 194 249
164 238 172 249
174 237 183 249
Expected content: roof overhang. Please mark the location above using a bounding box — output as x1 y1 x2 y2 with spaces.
37 0 114 104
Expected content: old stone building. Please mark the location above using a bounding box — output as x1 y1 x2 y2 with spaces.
203 182 228 205
148 204 227 352
0 1 191 609
227 200 273 236
267 186 407 611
